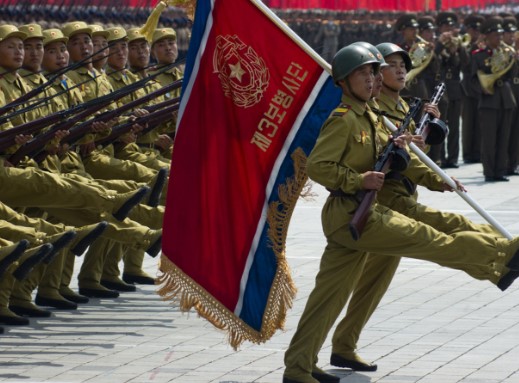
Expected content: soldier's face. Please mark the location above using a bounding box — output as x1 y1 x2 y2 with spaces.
108 40 128 70
403 27 417 42
23 37 44 72
503 32 514 46
0 37 24 70
372 70 383 99
381 53 407 92
43 41 68 72
128 39 150 69
467 27 480 42
486 31 502 49
342 63 374 102
67 33 93 63
152 38 178 64
92 36 108 68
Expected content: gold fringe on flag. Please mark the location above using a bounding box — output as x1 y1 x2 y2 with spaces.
156 148 308 349
140 0 197 43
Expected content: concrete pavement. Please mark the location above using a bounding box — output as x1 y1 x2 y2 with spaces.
1 161 519 383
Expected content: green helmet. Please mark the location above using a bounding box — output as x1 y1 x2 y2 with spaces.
332 44 381 84
375 42 412 71
351 41 388 68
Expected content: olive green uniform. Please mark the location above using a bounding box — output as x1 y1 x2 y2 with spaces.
283 94 519 382
330 93 501 362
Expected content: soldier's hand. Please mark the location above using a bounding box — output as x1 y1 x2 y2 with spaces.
423 103 440 119
392 134 410 148
14 134 32 145
443 176 466 192
54 130 70 142
412 135 426 150
362 171 385 191
91 121 110 133
132 108 149 118
154 134 173 151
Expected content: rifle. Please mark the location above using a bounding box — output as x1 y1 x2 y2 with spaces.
0 42 116 118
93 100 180 148
414 82 449 145
13 79 182 165
349 98 423 241
0 66 181 153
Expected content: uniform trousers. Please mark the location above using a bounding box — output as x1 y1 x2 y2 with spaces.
283 201 517 382
330 190 500 357
479 107 513 178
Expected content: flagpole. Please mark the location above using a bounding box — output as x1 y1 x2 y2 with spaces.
383 116 513 240
250 0 332 73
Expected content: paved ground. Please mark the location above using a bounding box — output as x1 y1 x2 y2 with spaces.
2 161 519 383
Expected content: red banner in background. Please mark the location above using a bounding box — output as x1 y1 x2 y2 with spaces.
265 0 506 10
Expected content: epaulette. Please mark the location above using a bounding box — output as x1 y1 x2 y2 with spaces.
471 48 484 55
331 104 351 117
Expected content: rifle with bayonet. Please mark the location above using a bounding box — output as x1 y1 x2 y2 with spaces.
349 98 423 241
10 79 182 165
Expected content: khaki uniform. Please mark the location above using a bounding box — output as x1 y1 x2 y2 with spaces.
283 94 519 382
105 66 170 170
330 94 501 361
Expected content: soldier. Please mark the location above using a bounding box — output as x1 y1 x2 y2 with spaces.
328 42 503 373
460 14 485 164
314 12 340 63
282 43 519 383
470 17 516 182
393 13 419 52
436 12 463 169
149 27 183 145
89 24 109 73
502 17 519 176
127 27 174 162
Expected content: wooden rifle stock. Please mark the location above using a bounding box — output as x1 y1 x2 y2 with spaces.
59 80 182 147
348 99 423 240
25 82 182 165
94 102 179 148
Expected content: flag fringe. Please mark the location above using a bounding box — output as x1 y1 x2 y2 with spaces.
157 147 308 349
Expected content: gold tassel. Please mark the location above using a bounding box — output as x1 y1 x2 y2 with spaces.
140 1 168 43
140 0 197 43
156 147 308 349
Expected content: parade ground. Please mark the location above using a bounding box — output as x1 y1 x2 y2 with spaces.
1 161 519 383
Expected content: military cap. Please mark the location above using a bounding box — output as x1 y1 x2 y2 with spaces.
151 28 177 45
418 16 435 31
62 21 92 38
436 12 457 27
42 28 68 46
480 17 504 34
19 24 44 40
126 28 146 43
503 17 517 33
105 27 127 42
464 14 485 29
0 25 26 42
395 13 419 31
89 24 110 39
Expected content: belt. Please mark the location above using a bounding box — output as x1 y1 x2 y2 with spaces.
326 188 361 201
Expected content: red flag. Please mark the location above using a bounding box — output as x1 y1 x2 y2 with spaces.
158 0 341 348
